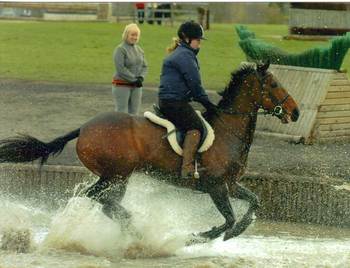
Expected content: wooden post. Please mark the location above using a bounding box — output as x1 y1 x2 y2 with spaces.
97 3 108 20
107 3 113 22
170 4 174 27
205 8 210 30
197 7 205 26
133 6 137 23
197 7 210 30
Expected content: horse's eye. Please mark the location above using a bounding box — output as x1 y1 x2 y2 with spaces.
271 81 278 88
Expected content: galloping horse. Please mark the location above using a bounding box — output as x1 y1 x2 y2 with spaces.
0 62 299 242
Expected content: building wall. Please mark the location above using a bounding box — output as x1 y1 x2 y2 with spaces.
289 5 350 36
209 3 288 24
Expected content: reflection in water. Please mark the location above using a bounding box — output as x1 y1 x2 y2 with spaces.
0 173 350 268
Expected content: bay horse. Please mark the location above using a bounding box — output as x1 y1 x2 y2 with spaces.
0 62 299 243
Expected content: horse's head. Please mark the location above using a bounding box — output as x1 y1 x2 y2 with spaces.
253 62 300 123
217 62 299 123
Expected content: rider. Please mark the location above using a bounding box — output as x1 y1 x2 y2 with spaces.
158 20 218 179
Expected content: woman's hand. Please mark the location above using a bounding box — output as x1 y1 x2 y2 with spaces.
133 76 143 87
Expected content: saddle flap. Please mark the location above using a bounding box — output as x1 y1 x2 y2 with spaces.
144 110 215 156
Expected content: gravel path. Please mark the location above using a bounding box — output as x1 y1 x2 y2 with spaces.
0 79 349 181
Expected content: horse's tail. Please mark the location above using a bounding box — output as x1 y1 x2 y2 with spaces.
0 128 80 165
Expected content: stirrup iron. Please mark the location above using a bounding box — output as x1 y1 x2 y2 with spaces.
194 160 200 179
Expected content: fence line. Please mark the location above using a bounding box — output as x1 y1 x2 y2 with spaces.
133 6 209 28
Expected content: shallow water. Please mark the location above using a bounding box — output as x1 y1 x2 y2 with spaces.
1 173 350 268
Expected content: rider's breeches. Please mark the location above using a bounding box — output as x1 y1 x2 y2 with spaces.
112 85 142 115
158 99 204 135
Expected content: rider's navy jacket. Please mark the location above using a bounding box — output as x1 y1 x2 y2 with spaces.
158 42 210 104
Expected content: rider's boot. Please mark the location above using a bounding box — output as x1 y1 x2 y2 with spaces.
181 129 201 179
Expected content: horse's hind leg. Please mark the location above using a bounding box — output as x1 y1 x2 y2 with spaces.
84 175 131 225
224 182 260 240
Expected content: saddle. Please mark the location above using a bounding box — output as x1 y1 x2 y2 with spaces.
144 105 215 156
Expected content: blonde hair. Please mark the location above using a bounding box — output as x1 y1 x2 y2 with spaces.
166 37 180 53
122 23 141 42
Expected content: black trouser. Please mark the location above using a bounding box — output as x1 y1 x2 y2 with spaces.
159 99 204 135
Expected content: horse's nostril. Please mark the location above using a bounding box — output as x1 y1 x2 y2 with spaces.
292 108 300 121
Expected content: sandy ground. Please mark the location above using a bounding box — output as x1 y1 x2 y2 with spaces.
0 78 349 181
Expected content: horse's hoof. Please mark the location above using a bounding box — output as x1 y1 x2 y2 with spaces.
185 233 210 246
223 227 239 241
224 218 253 241
223 222 247 241
127 227 143 240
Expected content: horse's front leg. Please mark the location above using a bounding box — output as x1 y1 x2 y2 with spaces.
188 182 236 244
224 182 260 240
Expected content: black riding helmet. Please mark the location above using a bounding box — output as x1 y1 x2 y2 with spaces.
177 20 206 41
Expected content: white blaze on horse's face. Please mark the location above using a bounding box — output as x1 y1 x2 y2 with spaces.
259 71 300 124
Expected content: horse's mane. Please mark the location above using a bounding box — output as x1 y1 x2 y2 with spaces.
204 63 256 121
217 63 256 109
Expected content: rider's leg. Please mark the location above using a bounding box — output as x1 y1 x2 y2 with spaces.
181 129 201 179
159 100 204 179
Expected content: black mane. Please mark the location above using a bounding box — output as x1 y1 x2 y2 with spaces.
217 64 257 109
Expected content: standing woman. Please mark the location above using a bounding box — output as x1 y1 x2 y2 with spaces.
112 23 148 115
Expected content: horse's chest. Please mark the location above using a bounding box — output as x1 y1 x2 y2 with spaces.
201 143 246 178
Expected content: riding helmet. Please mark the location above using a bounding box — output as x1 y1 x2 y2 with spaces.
177 20 206 40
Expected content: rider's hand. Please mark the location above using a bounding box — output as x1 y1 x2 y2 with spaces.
207 103 220 116
202 100 220 116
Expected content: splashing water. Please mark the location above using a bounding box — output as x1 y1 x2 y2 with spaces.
0 172 350 268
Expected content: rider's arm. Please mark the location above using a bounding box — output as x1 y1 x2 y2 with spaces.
175 53 218 112
175 52 210 104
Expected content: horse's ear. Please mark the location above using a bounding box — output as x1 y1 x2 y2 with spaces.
257 60 270 74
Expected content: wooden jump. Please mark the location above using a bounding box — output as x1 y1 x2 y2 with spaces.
256 64 350 143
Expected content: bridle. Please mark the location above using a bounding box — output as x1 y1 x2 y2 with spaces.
214 70 291 146
258 72 290 118
218 71 290 119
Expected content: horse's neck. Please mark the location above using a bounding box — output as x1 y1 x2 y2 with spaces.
233 95 259 145
211 97 258 156
212 110 257 143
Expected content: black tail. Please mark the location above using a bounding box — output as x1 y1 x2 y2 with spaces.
0 128 80 165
